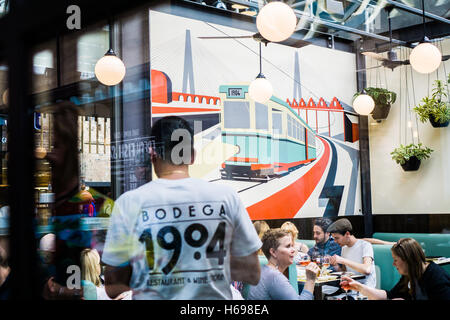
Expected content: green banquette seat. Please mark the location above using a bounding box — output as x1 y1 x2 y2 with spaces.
373 232 450 274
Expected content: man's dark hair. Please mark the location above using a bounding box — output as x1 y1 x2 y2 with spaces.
314 217 333 233
326 218 353 236
150 116 194 165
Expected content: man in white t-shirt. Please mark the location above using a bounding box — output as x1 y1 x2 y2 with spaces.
102 116 262 300
327 218 377 288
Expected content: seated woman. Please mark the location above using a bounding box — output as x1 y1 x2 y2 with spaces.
281 221 308 254
340 238 450 300
247 229 320 300
81 248 131 300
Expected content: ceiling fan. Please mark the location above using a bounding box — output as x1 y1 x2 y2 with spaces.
359 6 410 72
358 5 449 73
198 31 311 49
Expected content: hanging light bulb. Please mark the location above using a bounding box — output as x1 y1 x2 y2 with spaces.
249 75 273 104
2 88 8 105
95 49 126 86
249 42 273 104
353 94 375 116
410 41 442 74
35 147 47 159
409 0 442 74
256 2 297 42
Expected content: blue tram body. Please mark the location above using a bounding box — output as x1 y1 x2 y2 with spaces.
219 84 317 180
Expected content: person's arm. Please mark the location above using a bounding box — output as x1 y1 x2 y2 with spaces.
340 275 388 300
332 255 373 275
301 262 320 298
361 238 396 246
230 251 260 285
104 264 132 299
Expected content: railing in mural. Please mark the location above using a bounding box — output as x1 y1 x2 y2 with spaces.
172 92 220 105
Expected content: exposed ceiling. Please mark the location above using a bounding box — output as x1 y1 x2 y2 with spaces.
188 0 450 52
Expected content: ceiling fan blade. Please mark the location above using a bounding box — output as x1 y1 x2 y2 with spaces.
362 51 386 62
277 37 310 48
443 55 450 61
356 65 382 72
198 35 254 39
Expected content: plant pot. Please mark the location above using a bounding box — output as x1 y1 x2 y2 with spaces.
429 115 449 128
371 104 391 121
401 156 421 171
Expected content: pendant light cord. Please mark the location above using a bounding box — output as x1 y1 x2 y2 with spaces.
259 42 263 75
422 0 426 41
109 17 114 50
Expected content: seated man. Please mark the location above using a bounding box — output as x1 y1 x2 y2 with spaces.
307 218 341 269
327 218 377 288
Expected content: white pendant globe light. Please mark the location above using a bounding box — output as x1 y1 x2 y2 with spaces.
353 94 375 116
249 76 273 104
409 0 442 74
256 1 297 42
95 49 126 86
410 41 442 74
249 42 273 104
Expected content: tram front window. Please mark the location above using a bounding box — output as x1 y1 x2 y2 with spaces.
223 101 250 129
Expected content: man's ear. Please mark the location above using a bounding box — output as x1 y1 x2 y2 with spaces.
190 148 196 165
149 146 158 162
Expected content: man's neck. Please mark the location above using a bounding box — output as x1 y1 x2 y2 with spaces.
156 164 190 180
347 235 357 247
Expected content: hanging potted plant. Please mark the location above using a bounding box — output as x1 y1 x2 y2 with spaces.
413 75 450 128
390 143 433 171
353 87 397 122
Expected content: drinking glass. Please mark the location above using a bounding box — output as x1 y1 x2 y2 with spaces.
322 255 331 275
340 272 351 300
298 254 310 267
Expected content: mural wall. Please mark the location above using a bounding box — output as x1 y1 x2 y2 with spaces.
149 10 360 220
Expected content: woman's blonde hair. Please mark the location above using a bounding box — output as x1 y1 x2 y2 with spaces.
253 220 270 239
253 220 270 256
81 248 101 287
280 221 299 242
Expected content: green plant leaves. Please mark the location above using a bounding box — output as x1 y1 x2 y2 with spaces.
390 143 433 165
353 87 397 107
413 75 450 124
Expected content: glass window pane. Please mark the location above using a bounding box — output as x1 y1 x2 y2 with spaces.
272 111 282 134
255 103 268 130
223 101 250 129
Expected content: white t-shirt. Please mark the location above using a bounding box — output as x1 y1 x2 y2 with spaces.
341 239 376 288
102 177 262 300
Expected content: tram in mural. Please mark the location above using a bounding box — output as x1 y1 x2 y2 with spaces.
218 84 317 181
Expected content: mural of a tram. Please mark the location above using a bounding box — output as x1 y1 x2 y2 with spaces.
219 84 317 180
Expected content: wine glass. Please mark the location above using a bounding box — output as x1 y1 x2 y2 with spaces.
322 255 331 274
340 272 351 300
298 254 311 267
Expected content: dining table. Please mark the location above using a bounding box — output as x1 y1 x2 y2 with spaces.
426 256 450 266
297 267 366 300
